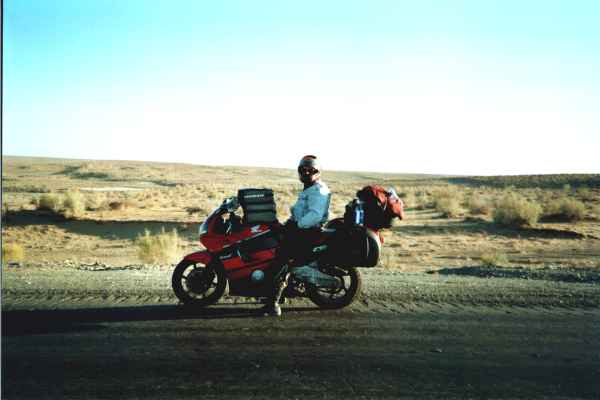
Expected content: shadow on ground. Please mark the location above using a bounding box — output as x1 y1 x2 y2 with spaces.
1 304 318 337
395 217 587 239
6 210 590 243
434 265 600 284
2 210 197 241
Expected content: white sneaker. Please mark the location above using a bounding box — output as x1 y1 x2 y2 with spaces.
261 304 282 317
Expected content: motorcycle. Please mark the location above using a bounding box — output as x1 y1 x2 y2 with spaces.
172 193 383 310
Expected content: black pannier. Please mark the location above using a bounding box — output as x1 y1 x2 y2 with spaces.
322 226 381 268
237 188 278 224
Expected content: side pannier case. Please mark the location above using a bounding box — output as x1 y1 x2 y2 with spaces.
237 188 278 225
325 226 381 268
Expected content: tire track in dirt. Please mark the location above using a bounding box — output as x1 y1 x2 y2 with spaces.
3 266 599 319
4 287 599 320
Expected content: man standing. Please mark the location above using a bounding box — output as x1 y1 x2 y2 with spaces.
262 155 331 317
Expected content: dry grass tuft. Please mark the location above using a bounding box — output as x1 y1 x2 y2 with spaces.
413 191 432 210
576 187 594 201
62 190 85 218
136 228 180 264
493 192 542 227
480 251 509 267
37 193 63 213
2 243 25 264
432 186 463 218
591 204 600 219
466 194 492 216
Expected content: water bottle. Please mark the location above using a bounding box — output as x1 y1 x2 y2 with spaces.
355 200 364 225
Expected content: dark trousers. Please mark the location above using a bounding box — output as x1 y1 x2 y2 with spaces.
274 224 320 272
268 224 321 303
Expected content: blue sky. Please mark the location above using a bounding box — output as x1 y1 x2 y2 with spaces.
4 0 599 175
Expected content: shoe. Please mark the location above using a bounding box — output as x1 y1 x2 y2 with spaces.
261 304 282 317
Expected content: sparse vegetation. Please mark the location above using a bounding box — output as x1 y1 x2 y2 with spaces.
3 156 600 271
576 186 595 201
62 190 85 218
493 192 542 227
37 193 63 213
432 186 463 218
136 228 181 264
480 251 509 267
447 174 600 189
83 193 101 211
591 204 600 219
414 191 433 210
2 242 25 264
544 196 586 222
466 194 492 216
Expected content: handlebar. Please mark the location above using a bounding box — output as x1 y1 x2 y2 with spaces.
221 196 239 213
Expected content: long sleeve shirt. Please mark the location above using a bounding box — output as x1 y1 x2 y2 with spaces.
291 180 331 228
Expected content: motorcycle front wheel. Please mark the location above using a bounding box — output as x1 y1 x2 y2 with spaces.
307 267 362 309
172 260 227 307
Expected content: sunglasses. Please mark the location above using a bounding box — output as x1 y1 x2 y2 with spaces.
299 167 318 175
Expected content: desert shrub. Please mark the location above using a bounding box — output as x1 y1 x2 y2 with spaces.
480 251 508 267
466 194 492 216
136 228 180 264
544 197 586 222
432 186 462 217
576 186 592 200
85 193 106 211
493 192 542 227
2 243 24 264
591 204 600 219
62 190 85 218
435 197 462 218
413 193 430 210
37 193 63 212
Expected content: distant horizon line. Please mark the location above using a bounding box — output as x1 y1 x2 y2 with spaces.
3 154 598 178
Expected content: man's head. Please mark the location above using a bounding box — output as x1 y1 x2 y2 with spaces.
297 155 321 186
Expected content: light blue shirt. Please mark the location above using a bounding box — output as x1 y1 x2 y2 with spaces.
291 180 331 228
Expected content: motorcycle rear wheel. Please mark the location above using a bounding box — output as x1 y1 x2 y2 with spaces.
172 260 227 307
307 267 362 309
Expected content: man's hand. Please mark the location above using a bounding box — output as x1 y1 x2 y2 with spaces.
282 219 298 235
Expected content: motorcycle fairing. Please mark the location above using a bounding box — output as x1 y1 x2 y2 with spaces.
183 250 213 265
201 221 275 252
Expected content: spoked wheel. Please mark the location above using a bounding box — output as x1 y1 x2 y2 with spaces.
172 260 227 306
307 267 362 309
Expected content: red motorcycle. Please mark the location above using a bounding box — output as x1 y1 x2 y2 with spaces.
172 188 391 310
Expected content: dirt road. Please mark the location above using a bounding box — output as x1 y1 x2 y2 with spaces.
2 267 600 399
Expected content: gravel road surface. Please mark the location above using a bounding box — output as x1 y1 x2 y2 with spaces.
2 266 599 399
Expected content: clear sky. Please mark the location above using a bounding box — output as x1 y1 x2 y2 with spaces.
3 0 599 175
